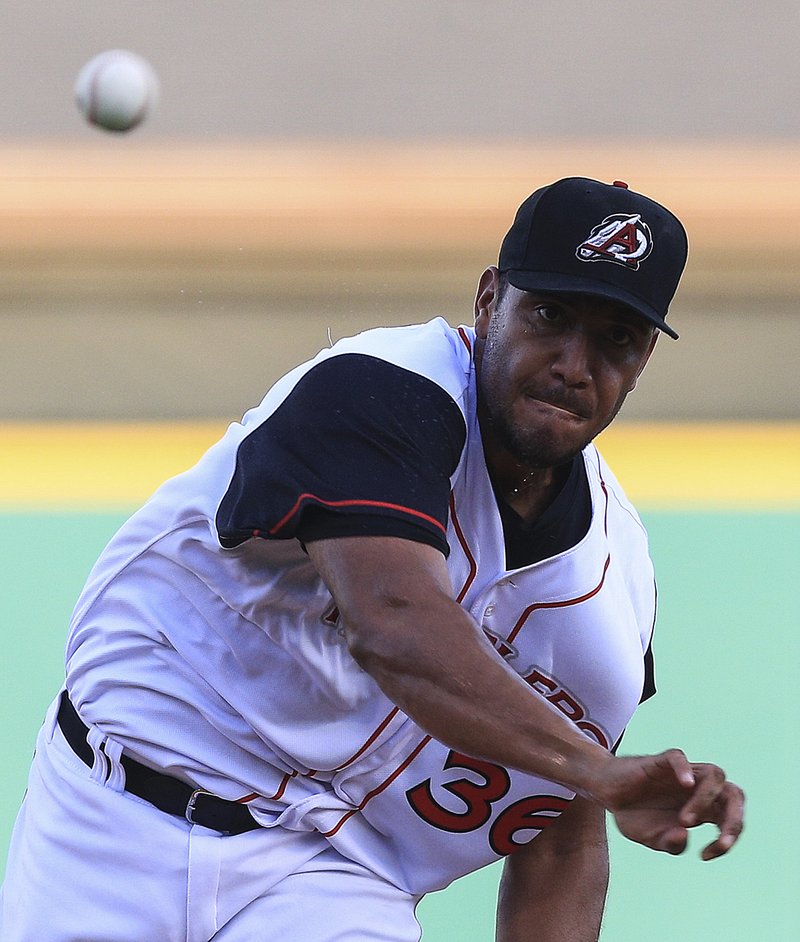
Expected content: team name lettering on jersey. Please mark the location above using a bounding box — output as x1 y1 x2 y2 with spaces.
484 628 611 749
521 667 611 750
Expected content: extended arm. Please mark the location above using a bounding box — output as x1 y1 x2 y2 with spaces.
307 534 609 792
306 534 744 858
496 797 609 942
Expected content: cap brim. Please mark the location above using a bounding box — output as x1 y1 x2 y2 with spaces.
504 269 679 339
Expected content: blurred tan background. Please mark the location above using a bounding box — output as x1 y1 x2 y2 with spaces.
0 1 798 422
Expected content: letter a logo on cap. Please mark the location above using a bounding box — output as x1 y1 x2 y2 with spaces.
576 213 653 270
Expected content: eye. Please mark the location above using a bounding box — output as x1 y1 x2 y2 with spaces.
607 324 635 346
534 304 564 324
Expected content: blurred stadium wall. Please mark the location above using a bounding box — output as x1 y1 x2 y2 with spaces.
0 141 798 421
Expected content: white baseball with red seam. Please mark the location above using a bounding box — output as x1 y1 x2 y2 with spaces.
75 50 159 132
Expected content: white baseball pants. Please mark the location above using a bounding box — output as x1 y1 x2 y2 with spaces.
0 696 422 942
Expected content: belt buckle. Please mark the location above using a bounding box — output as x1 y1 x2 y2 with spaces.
185 789 217 826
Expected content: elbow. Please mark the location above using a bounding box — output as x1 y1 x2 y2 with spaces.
342 613 374 667
345 628 380 675
341 594 416 678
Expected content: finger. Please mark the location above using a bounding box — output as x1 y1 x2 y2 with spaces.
657 825 689 856
660 748 695 789
700 784 745 860
678 764 727 826
701 831 737 861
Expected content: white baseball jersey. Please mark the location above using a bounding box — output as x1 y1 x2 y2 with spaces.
64 317 656 895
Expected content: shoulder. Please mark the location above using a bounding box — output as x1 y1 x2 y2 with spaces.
321 318 475 406
583 443 647 536
584 442 655 605
255 318 472 446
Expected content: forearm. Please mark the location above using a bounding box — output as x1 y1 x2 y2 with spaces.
349 590 609 794
307 535 611 794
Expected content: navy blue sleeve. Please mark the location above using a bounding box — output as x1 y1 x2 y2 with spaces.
216 354 467 556
641 637 656 703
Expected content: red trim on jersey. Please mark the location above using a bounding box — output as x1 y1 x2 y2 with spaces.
322 605 340 626
506 465 612 645
235 791 260 804
320 735 433 837
286 713 403 781
328 707 402 773
457 326 472 354
265 770 297 801
591 449 611 537
267 495 447 537
506 554 612 645
600 479 610 531
449 492 477 603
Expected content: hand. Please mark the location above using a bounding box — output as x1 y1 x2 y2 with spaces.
598 750 745 860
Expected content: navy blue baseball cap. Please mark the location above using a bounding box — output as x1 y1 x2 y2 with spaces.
498 177 688 339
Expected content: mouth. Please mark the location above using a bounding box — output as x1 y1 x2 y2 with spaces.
524 395 590 421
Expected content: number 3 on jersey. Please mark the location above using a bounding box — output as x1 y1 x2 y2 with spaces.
405 750 571 856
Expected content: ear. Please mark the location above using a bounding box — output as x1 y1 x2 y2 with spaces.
474 266 501 340
629 331 659 391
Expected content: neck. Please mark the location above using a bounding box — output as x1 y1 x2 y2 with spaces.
495 461 568 523
480 422 569 523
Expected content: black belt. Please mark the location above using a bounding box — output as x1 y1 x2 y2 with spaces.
56 690 261 836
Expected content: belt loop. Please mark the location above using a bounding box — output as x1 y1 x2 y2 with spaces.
102 736 126 792
86 726 110 784
56 690 261 835
44 692 62 743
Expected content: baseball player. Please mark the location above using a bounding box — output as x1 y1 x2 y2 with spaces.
1 178 744 942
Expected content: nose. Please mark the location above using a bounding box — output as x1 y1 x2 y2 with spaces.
550 328 592 387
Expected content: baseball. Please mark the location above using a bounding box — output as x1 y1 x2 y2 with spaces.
75 50 159 132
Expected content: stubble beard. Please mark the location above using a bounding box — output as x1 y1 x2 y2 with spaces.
481 395 590 470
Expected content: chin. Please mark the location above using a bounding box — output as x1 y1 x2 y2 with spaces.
505 425 590 469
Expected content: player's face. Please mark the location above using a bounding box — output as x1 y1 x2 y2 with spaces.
474 268 657 470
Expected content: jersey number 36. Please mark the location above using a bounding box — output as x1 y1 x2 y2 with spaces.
405 750 570 856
